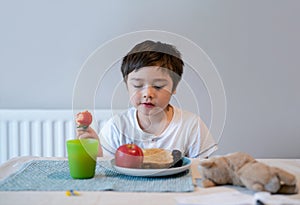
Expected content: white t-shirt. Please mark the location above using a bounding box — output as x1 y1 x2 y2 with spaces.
100 106 217 158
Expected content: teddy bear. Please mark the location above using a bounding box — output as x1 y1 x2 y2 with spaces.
199 152 298 194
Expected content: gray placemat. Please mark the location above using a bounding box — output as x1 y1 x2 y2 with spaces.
0 160 194 192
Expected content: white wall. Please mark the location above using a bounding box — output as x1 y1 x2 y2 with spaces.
0 0 299 158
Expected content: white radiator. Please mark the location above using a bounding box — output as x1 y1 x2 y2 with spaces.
0 109 122 165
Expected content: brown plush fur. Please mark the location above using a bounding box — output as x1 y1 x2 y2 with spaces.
199 152 298 194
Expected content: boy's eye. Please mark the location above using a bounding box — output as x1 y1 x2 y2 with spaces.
132 84 166 90
153 86 162 90
153 85 165 90
133 84 143 88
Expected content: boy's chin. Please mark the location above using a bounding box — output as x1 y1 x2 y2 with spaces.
137 106 166 116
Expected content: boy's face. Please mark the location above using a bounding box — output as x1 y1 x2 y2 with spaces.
126 66 175 116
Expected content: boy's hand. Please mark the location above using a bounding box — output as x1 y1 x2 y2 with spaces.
76 127 103 157
76 126 98 140
75 110 103 157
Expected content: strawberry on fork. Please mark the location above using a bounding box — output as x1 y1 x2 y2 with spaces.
76 110 92 129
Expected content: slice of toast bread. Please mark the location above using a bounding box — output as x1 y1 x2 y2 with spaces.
142 148 174 169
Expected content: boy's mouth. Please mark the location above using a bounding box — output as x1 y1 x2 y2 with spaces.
141 102 155 108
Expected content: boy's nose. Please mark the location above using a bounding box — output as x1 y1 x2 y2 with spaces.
143 86 154 99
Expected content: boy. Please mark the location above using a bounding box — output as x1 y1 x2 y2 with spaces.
77 40 217 158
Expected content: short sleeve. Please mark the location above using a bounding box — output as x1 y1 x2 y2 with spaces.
198 118 218 158
188 117 218 158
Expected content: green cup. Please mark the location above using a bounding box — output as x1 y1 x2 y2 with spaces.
66 139 99 179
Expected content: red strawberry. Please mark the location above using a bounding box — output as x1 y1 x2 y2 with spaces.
76 110 92 129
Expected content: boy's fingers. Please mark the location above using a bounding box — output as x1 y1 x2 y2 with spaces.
76 127 94 134
76 127 87 131
77 132 98 139
76 127 98 140
76 130 88 135
78 133 93 139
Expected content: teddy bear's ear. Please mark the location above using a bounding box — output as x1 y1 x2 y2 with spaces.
200 160 215 168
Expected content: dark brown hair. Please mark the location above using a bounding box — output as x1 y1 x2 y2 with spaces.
121 40 184 91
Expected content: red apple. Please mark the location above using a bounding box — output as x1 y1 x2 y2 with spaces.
115 144 144 168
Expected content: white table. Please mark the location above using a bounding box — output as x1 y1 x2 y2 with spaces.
0 157 300 205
